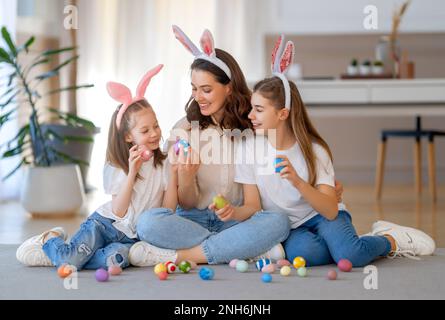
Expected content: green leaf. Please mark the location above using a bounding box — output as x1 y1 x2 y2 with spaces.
45 84 94 96
62 135 94 143
24 58 49 75
7 72 16 86
48 108 96 132
1 124 29 149
39 46 76 57
16 36 35 54
34 55 79 81
2 142 26 158
0 109 16 128
0 91 19 109
1 158 28 181
1 26 17 57
0 47 12 64
48 146 89 166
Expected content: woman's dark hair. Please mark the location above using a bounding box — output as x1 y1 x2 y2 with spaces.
185 48 253 131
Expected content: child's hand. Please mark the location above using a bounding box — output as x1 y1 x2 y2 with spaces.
128 145 143 178
276 155 304 188
334 180 344 203
208 202 235 222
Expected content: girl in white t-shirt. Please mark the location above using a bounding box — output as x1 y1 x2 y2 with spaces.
16 65 179 271
234 36 435 267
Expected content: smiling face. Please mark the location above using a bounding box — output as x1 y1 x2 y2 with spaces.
125 107 162 150
191 69 231 119
248 91 289 135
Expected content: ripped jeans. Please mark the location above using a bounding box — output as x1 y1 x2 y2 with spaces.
43 212 136 270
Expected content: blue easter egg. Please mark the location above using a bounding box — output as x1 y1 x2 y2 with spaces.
199 267 215 280
274 157 285 173
255 258 272 271
262 273 272 283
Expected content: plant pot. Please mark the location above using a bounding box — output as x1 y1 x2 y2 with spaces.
372 66 384 75
359 65 371 75
39 124 100 192
20 164 85 217
347 65 359 76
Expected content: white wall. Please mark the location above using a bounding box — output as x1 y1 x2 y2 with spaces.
264 0 445 34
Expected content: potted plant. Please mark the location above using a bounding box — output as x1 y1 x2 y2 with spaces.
359 60 371 75
372 60 384 75
0 26 96 217
347 58 359 75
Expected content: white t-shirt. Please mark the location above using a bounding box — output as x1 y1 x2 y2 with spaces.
234 135 335 229
95 158 169 239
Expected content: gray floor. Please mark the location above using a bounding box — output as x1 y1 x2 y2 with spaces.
1 245 444 300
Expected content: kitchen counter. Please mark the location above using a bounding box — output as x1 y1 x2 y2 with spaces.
295 78 445 105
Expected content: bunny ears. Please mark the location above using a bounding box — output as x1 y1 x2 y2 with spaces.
172 25 232 80
107 64 163 129
270 35 295 110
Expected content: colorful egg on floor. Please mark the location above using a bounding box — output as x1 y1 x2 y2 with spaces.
327 269 337 280
57 264 75 278
235 260 249 273
95 268 109 282
165 261 176 273
277 259 291 267
261 264 276 274
280 266 291 276
108 265 122 276
229 259 238 268
293 256 306 269
262 273 272 283
255 258 271 271
179 261 192 273
154 263 167 275
337 259 352 272
297 267 307 277
199 267 215 280
157 271 168 280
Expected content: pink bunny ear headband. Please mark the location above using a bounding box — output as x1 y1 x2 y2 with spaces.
106 64 163 129
172 25 232 80
271 35 295 110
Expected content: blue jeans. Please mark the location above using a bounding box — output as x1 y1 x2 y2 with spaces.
283 210 392 267
136 207 291 264
43 212 137 270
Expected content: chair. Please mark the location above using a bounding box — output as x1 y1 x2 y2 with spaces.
375 115 445 202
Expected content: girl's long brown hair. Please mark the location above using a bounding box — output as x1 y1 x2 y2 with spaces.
186 48 253 131
253 77 333 186
106 99 166 180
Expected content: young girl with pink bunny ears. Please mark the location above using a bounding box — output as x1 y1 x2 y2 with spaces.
16 65 180 271
235 35 436 267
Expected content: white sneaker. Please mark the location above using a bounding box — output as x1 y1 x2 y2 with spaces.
128 241 177 267
16 227 67 266
372 220 436 258
251 243 285 262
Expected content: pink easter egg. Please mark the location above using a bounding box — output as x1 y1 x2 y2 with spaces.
337 259 353 272
327 269 337 280
261 264 276 274
138 145 153 161
108 265 122 276
229 259 238 268
277 259 291 267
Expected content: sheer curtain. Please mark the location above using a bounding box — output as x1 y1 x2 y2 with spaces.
75 0 264 189
0 0 19 201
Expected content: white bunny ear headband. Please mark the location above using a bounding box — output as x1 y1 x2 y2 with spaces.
106 64 163 129
271 35 295 110
172 25 232 80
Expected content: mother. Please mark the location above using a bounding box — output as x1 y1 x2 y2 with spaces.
128 26 295 266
